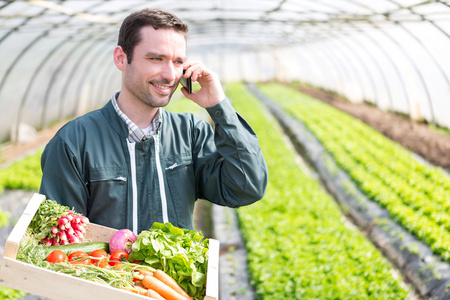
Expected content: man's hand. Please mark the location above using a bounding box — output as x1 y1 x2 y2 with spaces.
180 62 226 108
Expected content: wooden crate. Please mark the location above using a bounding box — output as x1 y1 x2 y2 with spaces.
0 193 219 300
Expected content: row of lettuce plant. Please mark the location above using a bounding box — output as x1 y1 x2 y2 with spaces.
0 149 43 194
226 83 409 299
257 82 450 262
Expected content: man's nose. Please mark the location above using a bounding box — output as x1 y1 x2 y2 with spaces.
161 62 176 82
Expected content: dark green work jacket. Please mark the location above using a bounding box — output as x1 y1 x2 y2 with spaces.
39 98 268 233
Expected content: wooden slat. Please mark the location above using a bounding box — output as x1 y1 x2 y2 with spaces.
4 193 45 259
0 257 149 300
205 238 220 300
85 223 117 243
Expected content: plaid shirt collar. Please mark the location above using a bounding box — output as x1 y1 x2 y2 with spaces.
111 90 162 142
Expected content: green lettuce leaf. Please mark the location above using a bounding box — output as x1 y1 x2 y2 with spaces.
129 222 209 299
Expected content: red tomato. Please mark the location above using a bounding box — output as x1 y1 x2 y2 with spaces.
90 249 108 268
68 251 90 265
109 250 129 266
46 250 67 263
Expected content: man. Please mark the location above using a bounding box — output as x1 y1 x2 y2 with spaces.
40 8 268 234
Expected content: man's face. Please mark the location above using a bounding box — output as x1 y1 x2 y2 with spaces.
122 26 186 108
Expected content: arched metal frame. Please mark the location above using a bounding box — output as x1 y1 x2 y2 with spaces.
1 0 450 143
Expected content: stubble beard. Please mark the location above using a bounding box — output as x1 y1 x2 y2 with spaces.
128 77 178 109
123 62 178 108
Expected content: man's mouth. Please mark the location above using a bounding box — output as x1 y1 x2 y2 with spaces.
150 82 172 94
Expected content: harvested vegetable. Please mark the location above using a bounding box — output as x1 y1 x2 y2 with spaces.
109 229 137 254
46 250 67 263
146 289 166 300
129 222 209 299
153 269 192 300
32 241 109 257
68 251 90 265
90 249 108 268
28 199 89 246
109 250 129 266
142 275 188 300
145 289 166 300
122 285 148 296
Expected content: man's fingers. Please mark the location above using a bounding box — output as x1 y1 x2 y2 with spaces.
183 62 207 81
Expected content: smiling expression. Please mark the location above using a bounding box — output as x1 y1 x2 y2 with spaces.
122 26 186 108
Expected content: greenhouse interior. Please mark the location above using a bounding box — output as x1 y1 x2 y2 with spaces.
1 0 450 299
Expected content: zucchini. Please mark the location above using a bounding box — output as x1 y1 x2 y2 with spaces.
34 241 109 257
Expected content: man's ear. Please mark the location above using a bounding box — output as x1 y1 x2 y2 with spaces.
113 46 127 70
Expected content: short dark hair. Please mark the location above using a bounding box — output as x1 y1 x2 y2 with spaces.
118 8 189 63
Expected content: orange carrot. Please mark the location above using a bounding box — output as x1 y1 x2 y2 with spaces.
135 286 149 295
121 286 147 295
146 288 166 300
142 275 188 300
139 269 154 277
121 287 136 294
153 269 192 300
134 280 146 289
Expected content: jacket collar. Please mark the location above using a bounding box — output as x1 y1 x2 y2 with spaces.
100 100 129 139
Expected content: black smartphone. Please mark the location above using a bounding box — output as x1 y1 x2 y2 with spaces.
180 69 192 94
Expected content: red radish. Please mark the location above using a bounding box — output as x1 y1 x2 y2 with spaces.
109 229 137 254
68 236 80 244
72 223 86 234
51 226 59 234
32 199 90 247
58 230 67 241
66 226 75 236
74 230 85 240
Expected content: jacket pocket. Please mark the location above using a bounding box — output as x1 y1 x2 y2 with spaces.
165 155 196 229
87 168 128 229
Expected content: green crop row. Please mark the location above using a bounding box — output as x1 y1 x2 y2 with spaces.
227 82 409 299
0 149 43 194
257 82 450 262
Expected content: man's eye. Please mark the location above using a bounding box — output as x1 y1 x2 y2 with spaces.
175 60 184 65
150 57 162 61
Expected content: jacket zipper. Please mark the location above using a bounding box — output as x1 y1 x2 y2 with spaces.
89 176 127 183
127 141 138 235
154 135 169 223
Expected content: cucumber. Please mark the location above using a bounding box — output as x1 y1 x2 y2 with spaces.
34 241 109 257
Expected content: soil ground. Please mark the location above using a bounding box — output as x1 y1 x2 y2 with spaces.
295 85 450 173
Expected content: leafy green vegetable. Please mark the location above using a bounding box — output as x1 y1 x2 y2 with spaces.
226 82 409 299
258 81 450 263
129 222 209 299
